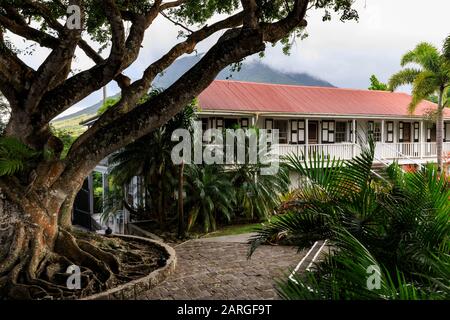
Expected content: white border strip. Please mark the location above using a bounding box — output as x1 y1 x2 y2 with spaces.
288 240 328 284
288 241 319 284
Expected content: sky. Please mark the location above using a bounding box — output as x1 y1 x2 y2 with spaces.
12 0 450 117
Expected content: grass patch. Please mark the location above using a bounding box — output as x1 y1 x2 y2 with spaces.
51 114 92 137
203 223 262 238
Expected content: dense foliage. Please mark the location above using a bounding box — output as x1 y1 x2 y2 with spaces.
389 37 450 171
250 141 450 299
368 75 388 91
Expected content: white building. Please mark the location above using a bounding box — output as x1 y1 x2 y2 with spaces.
197 80 450 167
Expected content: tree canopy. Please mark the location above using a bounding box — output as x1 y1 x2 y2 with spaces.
388 37 450 171
0 0 358 187
368 75 388 91
0 0 359 299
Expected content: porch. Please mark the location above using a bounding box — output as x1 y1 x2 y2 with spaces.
200 114 450 165
278 142 450 164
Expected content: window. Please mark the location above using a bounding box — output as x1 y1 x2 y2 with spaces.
201 118 209 142
368 121 381 142
274 120 288 144
201 118 208 132
322 120 335 143
386 121 394 143
444 123 450 142
374 122 382 142
413 122 420 142
290 120 305 144
399 122 404 142
240 118 249 129
335 122 347 143
216 118 224 130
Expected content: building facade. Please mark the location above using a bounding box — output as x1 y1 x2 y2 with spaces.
197 80 450 166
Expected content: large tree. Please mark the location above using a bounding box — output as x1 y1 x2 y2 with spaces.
0 0 357 298
389 37 450 171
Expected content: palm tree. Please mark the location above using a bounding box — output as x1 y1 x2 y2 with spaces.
389 37 450 172
250 140 450 299
184 164 236 233
230 163 290 221
105 100 196 226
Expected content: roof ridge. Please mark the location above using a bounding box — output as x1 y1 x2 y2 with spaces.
212 79 414 96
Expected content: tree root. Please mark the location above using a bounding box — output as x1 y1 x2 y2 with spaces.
0 226 163 300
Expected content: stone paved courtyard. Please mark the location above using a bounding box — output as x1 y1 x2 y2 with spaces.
138 235 306 300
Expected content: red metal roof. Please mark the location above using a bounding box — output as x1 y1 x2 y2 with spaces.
198 80 450 118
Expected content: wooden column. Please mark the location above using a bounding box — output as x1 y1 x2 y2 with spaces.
352 119 357 157
420 121 424 159
305 118 309 160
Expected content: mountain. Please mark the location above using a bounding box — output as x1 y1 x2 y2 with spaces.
56 93 121 122
53 55 334 127
153 54 335 88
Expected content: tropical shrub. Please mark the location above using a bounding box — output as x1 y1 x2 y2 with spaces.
0 137 39 176
230 162 290 221
250 140 450 300
105 100 196 225
184 164 236 233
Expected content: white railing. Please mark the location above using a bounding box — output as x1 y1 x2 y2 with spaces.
278 142 450 163
278 143 356 160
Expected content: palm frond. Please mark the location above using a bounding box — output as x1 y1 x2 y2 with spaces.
388 68 421 91
443 34 450 62
401 42 441 73
409 71 439 112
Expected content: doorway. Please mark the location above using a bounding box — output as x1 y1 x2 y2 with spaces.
403 123 411 142
308 121 319 144
274 120 288 144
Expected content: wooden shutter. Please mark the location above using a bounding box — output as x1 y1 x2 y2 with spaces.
368 121 374 136
444 123 449 142
413 122 420 142
298 120 305 144
322 120 335 144
398 121 404 142
290 120 298 144
386 121 394 143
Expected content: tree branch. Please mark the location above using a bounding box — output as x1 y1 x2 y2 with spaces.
25 0 84 112
60 1 309 186
11 1 131 90
70 11 245 151
0 30 34 105
31 0 162 129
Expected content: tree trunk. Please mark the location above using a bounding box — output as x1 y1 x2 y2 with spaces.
177 162 185 239
0 178 118 299
436 90 444 172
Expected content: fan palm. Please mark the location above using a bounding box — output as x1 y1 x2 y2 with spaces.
105 102 196 226
389 37 450 171
230 162 290 221
184 164 236 233
250 140 450 300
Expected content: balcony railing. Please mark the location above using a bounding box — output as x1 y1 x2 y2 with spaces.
277 142 450 162
278 143 355 160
